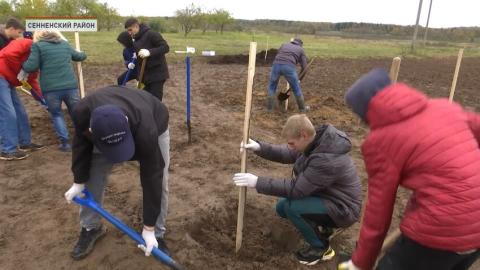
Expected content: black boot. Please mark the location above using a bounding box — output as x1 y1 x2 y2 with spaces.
71 225 107 260
295 95 310 112
295 244 335 265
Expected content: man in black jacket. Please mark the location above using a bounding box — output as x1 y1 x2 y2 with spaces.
233 114 361 266
64 85 170 259
125 18 169 101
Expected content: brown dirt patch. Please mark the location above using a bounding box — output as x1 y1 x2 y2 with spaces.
1 56 480 269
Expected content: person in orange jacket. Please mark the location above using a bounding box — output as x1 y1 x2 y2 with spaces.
0 36 45 160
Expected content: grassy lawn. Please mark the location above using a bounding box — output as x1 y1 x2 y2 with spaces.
63 30 480 65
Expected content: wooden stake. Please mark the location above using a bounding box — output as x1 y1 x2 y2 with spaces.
236 42 257 253
264 36 269 61
74 32 85 98
449 48 464 102
389 57 402 83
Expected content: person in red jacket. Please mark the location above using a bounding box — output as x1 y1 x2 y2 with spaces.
338 69 480 270
0 37 44 160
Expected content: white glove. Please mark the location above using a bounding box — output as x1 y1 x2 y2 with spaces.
138 49 150 58
240 138 260 153
127 62 135 69
233 173 258 188
17 69 28 81
138 227 158 256
132 52 137 59
64 183 85 203
338 260 361 270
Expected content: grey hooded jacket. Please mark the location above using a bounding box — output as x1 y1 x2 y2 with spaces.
272 40 308 70
255 124 362 228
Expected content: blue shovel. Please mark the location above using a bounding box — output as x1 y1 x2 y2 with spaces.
73 190 184 270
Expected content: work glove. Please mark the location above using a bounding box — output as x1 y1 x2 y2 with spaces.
17 69 28 82
127 62 135 69
64 183 85 203
138 49 150 58
240 138 260 153
338 260 361 270
233 173 258 188
138 227 158 256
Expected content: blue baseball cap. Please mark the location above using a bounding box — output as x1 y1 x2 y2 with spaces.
90 105 134 163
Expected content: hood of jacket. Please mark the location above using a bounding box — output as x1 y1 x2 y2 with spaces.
367 84 428 129
117 31 133 48
134 24 150 40
304 124 352 156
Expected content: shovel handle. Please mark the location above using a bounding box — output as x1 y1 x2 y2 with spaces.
73 190 183 270
278 57 316 99
138 58 147 89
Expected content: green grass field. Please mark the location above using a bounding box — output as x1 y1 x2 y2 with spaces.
63 31 480 65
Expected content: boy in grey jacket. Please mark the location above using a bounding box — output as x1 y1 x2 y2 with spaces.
233 114 361 266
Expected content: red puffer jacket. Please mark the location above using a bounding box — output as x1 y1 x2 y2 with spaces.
351 84 480 270
0 38 41 95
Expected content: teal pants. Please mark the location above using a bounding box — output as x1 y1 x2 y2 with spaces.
276 197 330 248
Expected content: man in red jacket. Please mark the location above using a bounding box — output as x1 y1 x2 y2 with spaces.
339 69 480 270
0 37 44 160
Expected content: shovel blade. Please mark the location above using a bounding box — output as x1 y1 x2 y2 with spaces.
277 92 290 101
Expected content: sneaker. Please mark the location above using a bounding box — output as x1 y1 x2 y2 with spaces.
59 142 72 152
295 245 335 266
19 143 45 152
156 237 170 255
0 151 29 161
319 227 346 241
71 225 107 260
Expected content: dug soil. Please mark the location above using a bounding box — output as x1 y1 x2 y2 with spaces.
1 56 480 270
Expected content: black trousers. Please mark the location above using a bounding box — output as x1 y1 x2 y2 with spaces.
144 80 166 101
377 235 480 270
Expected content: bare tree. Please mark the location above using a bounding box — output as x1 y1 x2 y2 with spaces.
211 9 233 34
175 3 201 37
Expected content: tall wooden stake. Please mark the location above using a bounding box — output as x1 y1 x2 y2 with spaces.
74 32 85 98
449 48 464 102
236 42 257 253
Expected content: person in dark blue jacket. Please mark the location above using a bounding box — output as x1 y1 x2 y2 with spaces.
116 31 138 86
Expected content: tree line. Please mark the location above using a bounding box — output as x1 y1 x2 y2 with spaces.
0 0 121 31
233 20 480 43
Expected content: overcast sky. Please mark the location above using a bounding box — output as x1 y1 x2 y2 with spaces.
102 0 478 28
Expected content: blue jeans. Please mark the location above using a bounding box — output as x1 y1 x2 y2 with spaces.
44 89 80 143
0 77 31 153
268 64 303 97
276 197 330 248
